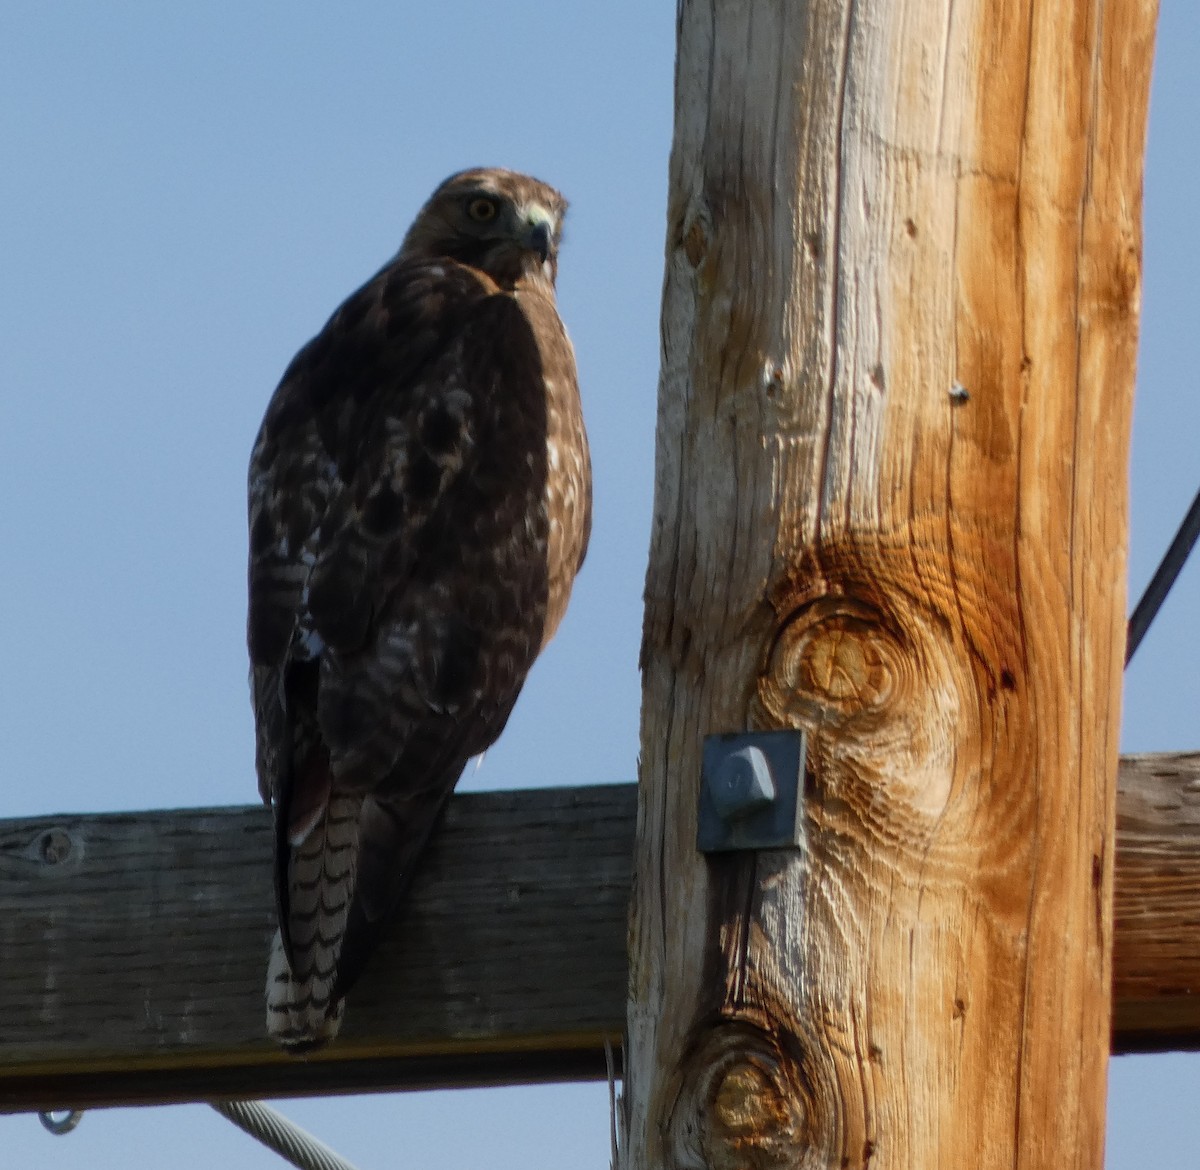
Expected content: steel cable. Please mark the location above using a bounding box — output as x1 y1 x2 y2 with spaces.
210 1100 362 1170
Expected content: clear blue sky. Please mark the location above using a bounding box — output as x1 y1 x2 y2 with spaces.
1 3 1196 1167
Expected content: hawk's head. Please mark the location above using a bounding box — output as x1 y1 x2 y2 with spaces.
400 168 568 290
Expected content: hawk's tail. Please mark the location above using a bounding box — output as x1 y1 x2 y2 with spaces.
265 791 360 1050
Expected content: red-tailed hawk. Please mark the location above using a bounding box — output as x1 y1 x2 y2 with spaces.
247 168 591 1048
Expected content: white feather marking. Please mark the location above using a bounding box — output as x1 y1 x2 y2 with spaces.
266 792 361 1048
287 800 325 849
265 929 344 1049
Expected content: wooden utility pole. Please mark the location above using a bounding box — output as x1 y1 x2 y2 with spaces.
626 1 1159 1167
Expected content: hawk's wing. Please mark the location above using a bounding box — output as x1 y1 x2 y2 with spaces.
248 257 557 1016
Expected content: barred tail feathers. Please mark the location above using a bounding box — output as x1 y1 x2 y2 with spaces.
266 791 361 1049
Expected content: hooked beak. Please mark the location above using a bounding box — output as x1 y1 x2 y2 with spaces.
525 219 552 265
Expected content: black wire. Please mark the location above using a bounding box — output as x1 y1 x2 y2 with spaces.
1126 484 1200 666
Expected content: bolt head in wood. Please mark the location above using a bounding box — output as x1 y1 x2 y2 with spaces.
698 731 807 853
710 746 776 820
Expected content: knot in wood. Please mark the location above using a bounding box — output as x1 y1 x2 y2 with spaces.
800 622 887 707
682 216 710 268
710 1059 800 1164
762 601 902 726
36 828 74 866
669 1023 813 1170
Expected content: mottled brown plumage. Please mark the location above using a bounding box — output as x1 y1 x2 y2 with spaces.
247 168 590 1048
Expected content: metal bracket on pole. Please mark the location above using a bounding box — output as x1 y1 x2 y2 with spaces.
697 730 807 852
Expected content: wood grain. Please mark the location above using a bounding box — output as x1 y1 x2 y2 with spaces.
628 0 1159 1166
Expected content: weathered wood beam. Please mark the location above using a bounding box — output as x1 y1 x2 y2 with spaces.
0 785 634 1111
0 756 1196 1111
1113 752 1200 1052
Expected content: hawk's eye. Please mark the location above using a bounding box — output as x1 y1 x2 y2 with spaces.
466 196 499 223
